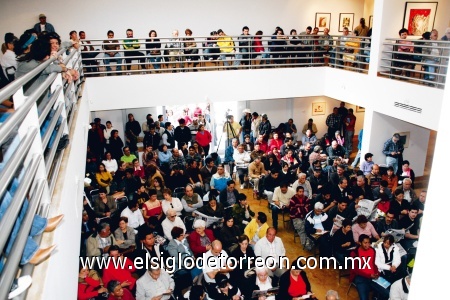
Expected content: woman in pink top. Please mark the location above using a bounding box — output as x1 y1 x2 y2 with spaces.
352 215 380 243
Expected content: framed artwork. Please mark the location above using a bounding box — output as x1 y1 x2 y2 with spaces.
356 106 365 112
312 102 326 115
315 13 331 32
398 131 410 148
339 13 354 32
369 15 373 28
403 2 438 36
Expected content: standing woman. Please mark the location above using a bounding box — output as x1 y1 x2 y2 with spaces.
195 124 212 156
109 130 124 162
103 121 114 152
146 30 161 71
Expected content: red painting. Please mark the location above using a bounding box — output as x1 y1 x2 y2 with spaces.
407 9 431 36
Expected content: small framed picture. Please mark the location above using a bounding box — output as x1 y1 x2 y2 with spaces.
315 13 331 32
312 102 326 115
398 132 410 148
356 106 365 112
339 13 354 32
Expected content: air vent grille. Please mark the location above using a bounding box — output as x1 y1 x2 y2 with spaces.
394 102 422 113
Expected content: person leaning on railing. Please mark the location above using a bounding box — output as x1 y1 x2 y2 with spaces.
422 29 441 85
146 30 162 70
217 29 235 67
47 31 79 82
393 28 415 77
14 37 73 96
102 30 122 73
123 28 147 73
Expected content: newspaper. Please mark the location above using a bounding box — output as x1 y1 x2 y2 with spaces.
356 198 381 221
251 287 279 298
385 229 406 243
334 214 345 228
193 210 223 228
396 243 407 257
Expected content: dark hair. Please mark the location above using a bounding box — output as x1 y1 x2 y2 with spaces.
148 189 157 196
399 28 409 35
358 233 370 244
242 26 249 31
211 152 219 159
257 212 267 223
307 26 312 31
69 30 77 38
402 160 410 166
227 180 235 186
342 219 352 227
189 285 205 300
165 122 172 129
394 189 404 196
98 187 108 194
127 200 138 209
107 30 114 35
108 245 120 254
162 188 172 196
356 215 368 224
205 157 213 165
238 234 249 243
118 216 128 223
238 193 247 201
296 186 305 192
171 226 184 239
279 181 289 188
18 38 50 62
383 234 395 245
364 153 373 160
107 280 121 293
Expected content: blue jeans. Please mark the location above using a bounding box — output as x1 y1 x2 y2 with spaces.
148 55 161 69
423 59 436 81
386 156 398 174
353 275 372 300
235 49 249 66
220 53 234 66
352 150 361 167
0 179 47 271
271 205 288 230
104 52 122 72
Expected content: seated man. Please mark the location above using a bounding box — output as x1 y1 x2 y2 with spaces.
102 30 122 73
395 178 418 203
248 156 265 199
398 205 420 252
181 184 203 216
120 200 145 233
120 146 137 168
233 144 251 189
232 193 255 232
360 153 375 180
136 267 174 300
373 180 393 201
169 148 186 171
123 28 147 73
202 240 234 296
270 181 295 231
200 157 217 192
375 210 399 237
263 169 281 202
366 163 382 189
79 31 99 74
326 141 348 165
394 28 415 76
219 180 240 207
305 202 331 256
254 228 286 278
302 118 318 135
375 234 403 284
86 222 120 257
210 164 231 193
352 175 374 201
165 165 189 191
301 129 317 145
106 280 135 300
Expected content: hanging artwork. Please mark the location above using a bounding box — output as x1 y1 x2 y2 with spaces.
402 2 438 36
315 13 331 32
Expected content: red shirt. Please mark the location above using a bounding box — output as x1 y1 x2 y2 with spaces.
78 277 101 300
288 274 307 297
102 258 136 291
377 201 390 214
350 246 378 282
196 130 212 147
256 141 268 153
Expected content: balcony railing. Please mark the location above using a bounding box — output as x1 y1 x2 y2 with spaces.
0 45 83 299
379 38 450 88
78 34 371 75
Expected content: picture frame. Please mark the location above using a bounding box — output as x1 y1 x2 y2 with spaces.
339 13 354 32
398 131 410 148
403 2 438 36
315 13 331 32
356 106 365 112
312 102 326 115
369 15 373 28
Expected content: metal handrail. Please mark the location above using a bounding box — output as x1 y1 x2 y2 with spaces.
45 116 67 173
0 47 67 100
41 103 64 150
0 72 58 146
0 178 45 300
0 128 38 198
38 85 63 126
0 154 42 259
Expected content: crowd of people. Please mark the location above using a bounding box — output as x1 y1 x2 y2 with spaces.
78 99 424 300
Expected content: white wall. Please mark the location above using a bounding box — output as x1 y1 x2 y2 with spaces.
0 0 365 44
364 111 430 177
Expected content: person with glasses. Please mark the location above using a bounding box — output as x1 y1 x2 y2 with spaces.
162 209 186 240
161 188 183 216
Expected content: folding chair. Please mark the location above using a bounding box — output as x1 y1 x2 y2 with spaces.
173 187 186 200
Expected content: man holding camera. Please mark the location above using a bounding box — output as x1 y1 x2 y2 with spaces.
223 115 242 148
